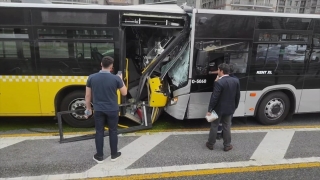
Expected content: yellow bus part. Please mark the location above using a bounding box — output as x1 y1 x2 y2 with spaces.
151 107 160 123
0 75 88 116
148 77 167 107
125 58 129 88
142 56 157 74
117 58 129 116
0 75 125 116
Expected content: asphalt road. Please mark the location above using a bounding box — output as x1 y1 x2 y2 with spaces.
1 127 320 180
1 113 320 179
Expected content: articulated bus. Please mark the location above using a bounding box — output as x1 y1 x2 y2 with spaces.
0 3 319 128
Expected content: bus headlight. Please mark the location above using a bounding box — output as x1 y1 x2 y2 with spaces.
170 97 178 105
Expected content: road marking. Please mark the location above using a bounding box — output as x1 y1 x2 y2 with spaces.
85 161 320 180
86 133 170 172
250 130 295 161
3 158 318 180
2 125 320 138
0 138 25 149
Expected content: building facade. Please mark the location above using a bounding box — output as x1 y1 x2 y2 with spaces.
201 0 320 13
276 0 320 14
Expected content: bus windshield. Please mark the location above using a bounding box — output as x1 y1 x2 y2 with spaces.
167 44 190 89
160 40 190 90
143 37 172 68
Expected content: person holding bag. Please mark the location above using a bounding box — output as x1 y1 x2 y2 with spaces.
215 64 239 140
205 63 240 152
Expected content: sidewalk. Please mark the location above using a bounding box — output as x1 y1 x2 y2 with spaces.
1 128 320 179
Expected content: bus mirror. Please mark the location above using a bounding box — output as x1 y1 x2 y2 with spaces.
196 50 209 67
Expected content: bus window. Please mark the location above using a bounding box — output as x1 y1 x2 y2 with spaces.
255 17 313 31
313 34 320 48
36 28 116 75
0 8 31 25
307 34 320 74
38 41 114 75
195 40 249 75
255 44 306 75
0 27 34 75
195 14 255 39
32 9 119 27
229 52 248 74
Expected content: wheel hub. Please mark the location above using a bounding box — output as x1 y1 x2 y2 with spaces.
68 98 93 120
264 98 285 120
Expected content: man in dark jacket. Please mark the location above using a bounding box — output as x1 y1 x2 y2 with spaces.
216 64 239 139
206 63 240 151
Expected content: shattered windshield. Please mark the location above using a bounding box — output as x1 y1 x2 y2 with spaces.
167 44 190 89
143 37 172 68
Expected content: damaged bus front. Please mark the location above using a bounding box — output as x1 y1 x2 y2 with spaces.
116 5 192 126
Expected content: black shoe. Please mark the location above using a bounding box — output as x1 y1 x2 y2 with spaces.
224 145 233 152
111 152 121 162
93 154 104 164
206 142 213 150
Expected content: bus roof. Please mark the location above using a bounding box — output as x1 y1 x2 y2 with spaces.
1 2 319 19
0 2 186 14
197 9 320 19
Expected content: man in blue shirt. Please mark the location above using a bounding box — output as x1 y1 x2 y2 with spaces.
85 56 127 164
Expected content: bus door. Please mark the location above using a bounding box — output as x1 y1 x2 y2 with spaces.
0 28 41 115
298 45 320 113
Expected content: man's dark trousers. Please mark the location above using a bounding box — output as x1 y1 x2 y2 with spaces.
94 110 118 157
208 114 232 147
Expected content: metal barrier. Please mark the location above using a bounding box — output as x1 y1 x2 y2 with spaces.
57 102 152 143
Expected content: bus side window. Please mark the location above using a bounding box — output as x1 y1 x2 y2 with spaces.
37 28 115 75
229 52 249 74
255 44 306 75
0 28 34 75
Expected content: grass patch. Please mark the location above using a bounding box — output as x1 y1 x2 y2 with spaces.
0 113 210 135
0 117 93 133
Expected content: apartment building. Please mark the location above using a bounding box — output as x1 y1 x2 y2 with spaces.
277 0 320 13
201 0 320 13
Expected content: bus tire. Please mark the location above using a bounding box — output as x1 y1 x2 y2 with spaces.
60 91 95 128
256 91 290 125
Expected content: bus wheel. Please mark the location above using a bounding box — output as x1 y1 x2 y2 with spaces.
60 91 95 128
256 91 290 125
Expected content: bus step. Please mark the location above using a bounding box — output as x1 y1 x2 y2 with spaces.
124 112 142 124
